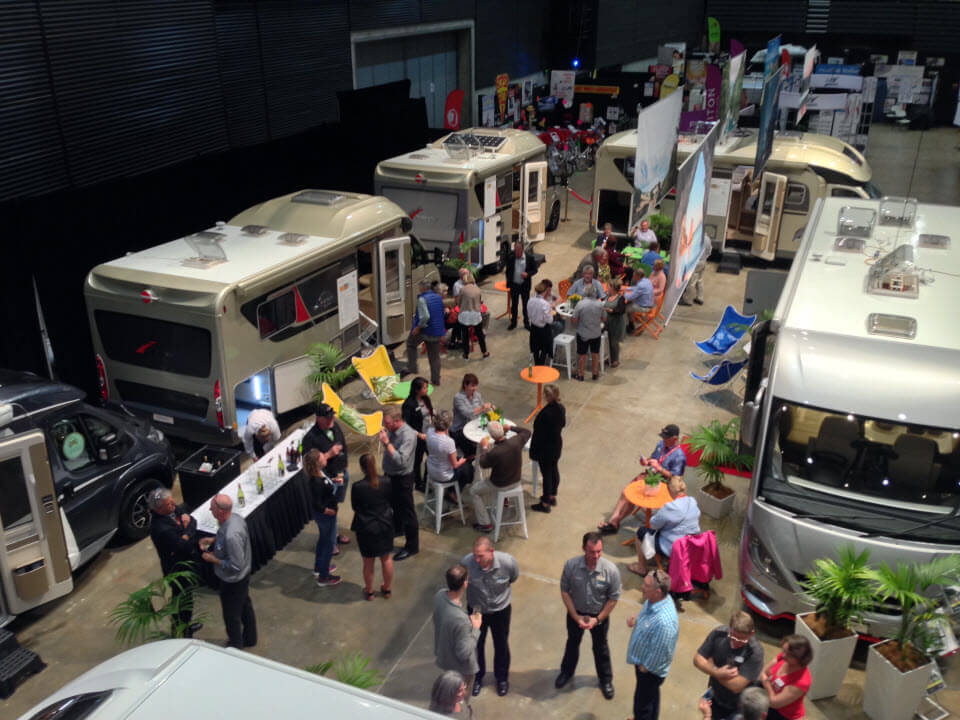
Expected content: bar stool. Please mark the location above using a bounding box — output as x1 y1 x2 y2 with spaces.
489 484 528 542
524 436 540 499
552 333 576 379
423 474 465 534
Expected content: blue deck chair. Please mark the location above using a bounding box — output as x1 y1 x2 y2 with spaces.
695 306 756 356
691 359 749 385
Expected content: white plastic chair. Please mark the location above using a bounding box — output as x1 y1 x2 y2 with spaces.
552 333 576 379
423 474 465 534
489 484 528 542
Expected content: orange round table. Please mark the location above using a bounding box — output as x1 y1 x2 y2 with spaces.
493 279 511 319
520 365 560 422
623 479 672 528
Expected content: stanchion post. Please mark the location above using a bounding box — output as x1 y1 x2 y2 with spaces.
563 184 570 222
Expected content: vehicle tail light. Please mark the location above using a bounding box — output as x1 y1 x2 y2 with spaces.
95 354 108 403
213 380 224 428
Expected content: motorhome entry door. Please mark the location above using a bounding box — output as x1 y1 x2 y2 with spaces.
752 172 787 261
0 430 72 617
521 161 547 243
378 237 412 345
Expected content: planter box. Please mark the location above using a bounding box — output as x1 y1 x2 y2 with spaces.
794 612 858 700
697 487 735 518
863 639 934 720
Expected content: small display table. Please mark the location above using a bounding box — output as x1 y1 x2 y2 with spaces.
519 365 560 422
623 479 672 528
493 279 511 319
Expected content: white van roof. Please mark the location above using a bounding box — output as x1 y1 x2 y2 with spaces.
772 197 960 428
17 640 446 720
377 127 546 175
88 191 406 293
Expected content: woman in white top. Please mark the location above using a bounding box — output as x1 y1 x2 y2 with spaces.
457 274 488 360
527 279 556 365
425 411 471 489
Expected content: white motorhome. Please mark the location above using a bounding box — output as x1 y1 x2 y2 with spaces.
375 128 562 269
16 640 448 720
739 196 960 635
592 128 879 260
85 190 436 445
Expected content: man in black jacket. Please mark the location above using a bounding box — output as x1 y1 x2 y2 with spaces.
148 488 202 636
504 240 539 330
302 403 351 546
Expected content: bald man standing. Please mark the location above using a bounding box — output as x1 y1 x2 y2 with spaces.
200 493 257 649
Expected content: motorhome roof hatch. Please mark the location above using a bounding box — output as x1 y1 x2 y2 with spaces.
867 313 917 340
292 190 347 206
241 224 269 236
183 231 228 269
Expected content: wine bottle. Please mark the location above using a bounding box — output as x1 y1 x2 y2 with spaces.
237 482 245 507
256 471 264 494
278 454 285 474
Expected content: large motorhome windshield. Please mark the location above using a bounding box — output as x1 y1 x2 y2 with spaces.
95 310 212 378
759 398 960 543
379 186 460 247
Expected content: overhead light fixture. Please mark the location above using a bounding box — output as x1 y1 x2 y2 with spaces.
572 58 580 69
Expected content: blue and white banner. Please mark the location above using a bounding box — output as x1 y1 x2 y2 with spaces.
633 90 683 195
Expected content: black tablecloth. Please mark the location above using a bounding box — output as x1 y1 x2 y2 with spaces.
198 470 313 581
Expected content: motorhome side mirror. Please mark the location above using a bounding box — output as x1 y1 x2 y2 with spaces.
740 381 765 450
401 216 413 233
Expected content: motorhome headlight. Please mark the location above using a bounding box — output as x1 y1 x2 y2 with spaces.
147 427 165 444
747 527 790 588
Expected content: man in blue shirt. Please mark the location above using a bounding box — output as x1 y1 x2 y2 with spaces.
625 268 655 316
626 569 678 720
641 240 663 269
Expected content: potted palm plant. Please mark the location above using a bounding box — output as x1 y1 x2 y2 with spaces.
688 418 752 518
307 341 357 402
109 566 205 645
795 547 874 699
863 555 960 720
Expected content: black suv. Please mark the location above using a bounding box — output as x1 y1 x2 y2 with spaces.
0 370 175 558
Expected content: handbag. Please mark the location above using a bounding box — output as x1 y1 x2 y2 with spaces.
641 530 657 560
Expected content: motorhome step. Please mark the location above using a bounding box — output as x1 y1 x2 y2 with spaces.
717 250 742 275
0 629 17 659
0 646 46 699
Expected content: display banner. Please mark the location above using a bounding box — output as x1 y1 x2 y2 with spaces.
764 36 782 82
705 64 722 121
795 46 817 123
633 90 683 195
707 17 721 52
662 122 720 325
680 110 707 132
730 39 745 58
754 70 780 177
719 51 746 139
550 70 576 108
444 90 464 130
495 74 510 120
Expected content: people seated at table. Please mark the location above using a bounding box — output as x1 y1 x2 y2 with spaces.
602 236 633 285
472 420 532 532
603 279 627 368
568 265 607 300
632 219 657 248
627 477 701 576
625 268 655 320
451 373 492 457
641 241 663 268
650 258 667 303
596 221 616 249
350 453 395 600
595 250 613 284
426 410 473 490
598 424 687 533
527 280 556 366
573 247 606 280
572 286 605 382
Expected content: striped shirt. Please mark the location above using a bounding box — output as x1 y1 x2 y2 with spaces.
626 597 679 678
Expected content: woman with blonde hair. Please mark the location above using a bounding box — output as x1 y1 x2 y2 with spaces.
627 473 700 576
457 273 489 360
603 278 627 368
530 384 566 512
650 258 667 302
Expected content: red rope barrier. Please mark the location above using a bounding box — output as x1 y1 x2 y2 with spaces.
567 188 592 204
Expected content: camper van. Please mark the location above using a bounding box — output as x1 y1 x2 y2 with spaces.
16 640 448 720
375 128 563 269
591 128 879 260
0 373 174 625
86 190 437 446
738 196 960 636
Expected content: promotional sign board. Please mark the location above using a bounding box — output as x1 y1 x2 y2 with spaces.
550 70 576 108
719 51 746 139
755 36 782 177
633 90 683 195
495 74 510 119
705 64 722 121
707 17 721 52
796 46 817 122
663 123 719 324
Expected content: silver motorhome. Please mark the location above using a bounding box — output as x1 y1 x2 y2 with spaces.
739 196 960 635
592 128 879 260
375 128 562 269
85 190 436 445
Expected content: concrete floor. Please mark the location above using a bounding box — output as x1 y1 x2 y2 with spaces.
4 124 960 720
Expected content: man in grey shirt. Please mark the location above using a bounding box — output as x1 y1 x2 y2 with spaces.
460 537 519 698
433 563 483 697
379 406 419 561
555 530 622 700
200 494 257 649
572 286 606 381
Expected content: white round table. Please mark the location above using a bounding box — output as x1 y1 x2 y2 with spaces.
463 417 517 444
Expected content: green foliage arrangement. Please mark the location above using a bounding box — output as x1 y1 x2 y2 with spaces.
443 238 480 278
647 213 673 249
688 418 753 496
800 547 875 639
307 342 357 398
644 471 666 487
305 652 383 689
109 566 205 645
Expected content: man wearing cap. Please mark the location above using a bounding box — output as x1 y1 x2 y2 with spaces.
302 403 351 546
598 424 687 534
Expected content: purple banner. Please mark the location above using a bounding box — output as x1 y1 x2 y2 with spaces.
705 64 722 121
680 110 707 132
730 39 745 58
